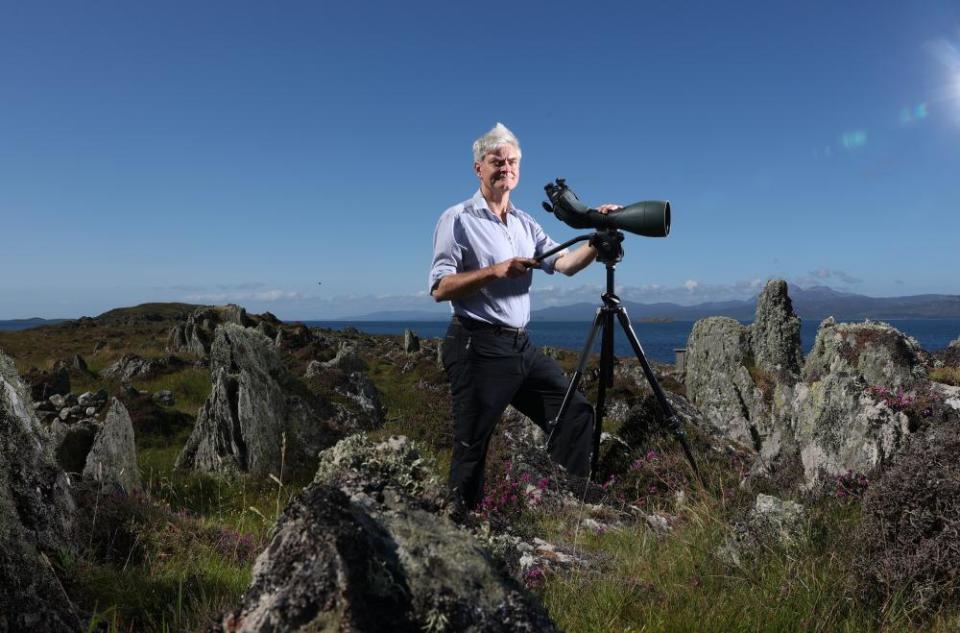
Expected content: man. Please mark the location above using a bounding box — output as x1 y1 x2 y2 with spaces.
429 122 619 511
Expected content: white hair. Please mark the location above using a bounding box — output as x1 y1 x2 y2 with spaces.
472 122 522 163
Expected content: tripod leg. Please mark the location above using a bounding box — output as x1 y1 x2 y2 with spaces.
547 308 605 447
614 308 703 482
590 310 615 479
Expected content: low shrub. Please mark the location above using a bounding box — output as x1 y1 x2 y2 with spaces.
853 424 960 617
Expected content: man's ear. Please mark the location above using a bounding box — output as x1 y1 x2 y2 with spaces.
474 161 481 178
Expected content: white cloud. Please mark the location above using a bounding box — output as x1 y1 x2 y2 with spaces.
183 289 302 303
684 280 700 291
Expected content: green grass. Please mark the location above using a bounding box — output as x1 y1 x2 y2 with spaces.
929 366 960 386
534 496 950 633
366 355 454 477
69 427 308 632
133 368 211 415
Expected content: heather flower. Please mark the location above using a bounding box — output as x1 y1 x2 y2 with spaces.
522 566 546 588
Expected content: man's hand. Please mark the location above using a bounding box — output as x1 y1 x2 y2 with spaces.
594 203 622 215
494 257 540 279
432 257 540 301
553 203 623 276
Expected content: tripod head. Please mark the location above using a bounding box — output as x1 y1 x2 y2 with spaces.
589 230 625 265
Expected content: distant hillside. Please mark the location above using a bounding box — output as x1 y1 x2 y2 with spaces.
532 286 960 322
92 302 208 325
0 318 68 331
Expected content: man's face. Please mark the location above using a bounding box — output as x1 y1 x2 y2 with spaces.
475 144 521 195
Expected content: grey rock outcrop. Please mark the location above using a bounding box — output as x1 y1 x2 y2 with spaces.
304 358 385 433
81 398 141 492
322 340 367 373
336 371 384 430
685 280 932 486
255 320 277 341
684 316 766 446
175 324 339 477
750 279 802 375
802 318 925 388
101 354 158 381
784 318 926 483
0 351 80 632
218 435 559 632
274 324 314 351
166 307 218 356
404 328 421 353
220 304 253 327
719 494 807 567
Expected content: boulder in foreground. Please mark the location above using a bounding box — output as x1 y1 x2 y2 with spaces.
217 434 559 632
0 351 80 632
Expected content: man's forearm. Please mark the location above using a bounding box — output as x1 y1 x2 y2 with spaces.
554 243 598 276
432 267 498 301
432 257 539 301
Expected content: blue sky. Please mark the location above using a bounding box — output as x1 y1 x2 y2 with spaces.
1 1 958 319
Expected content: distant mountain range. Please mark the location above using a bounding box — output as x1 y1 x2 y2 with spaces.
0 318 68 331
337 287 960 322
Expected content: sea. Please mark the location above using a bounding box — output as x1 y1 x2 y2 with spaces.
305 319 960 364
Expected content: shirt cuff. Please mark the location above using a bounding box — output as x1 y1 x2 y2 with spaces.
538 248 568 274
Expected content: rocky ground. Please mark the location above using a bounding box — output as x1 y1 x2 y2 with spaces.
1 288 960 632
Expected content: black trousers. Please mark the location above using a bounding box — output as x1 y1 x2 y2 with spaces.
442 318 594 509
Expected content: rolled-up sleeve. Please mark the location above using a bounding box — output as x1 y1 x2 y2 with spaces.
532 221 566 275
429 210 462 293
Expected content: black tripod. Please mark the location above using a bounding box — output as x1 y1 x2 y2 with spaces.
536 230 701 482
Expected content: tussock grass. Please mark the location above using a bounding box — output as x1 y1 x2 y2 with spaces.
535 495 931 633
366 356 454 477
929 366 960 386
133 368 211 415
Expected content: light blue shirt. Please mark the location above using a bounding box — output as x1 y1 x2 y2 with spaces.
429 189 567 328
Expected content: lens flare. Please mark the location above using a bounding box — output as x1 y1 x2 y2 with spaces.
841 130 868 149
928 36 960 125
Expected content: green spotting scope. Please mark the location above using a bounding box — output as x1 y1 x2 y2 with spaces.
543 178 670 237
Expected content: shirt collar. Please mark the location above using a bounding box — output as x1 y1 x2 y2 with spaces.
472 189 517 220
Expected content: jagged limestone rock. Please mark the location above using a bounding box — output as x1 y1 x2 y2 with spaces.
802 318 926 388
750 279 802 375
0 350 80 633
101 354 158 381
336 371 385 431
684 317 766 447
166 307 218 356
274 324 314 351
787 377 910 483
403 328 421 353
780 318 924 484
82 398 141 492
220 303 253 327
718 494 807 568
218 435 559 632
175 324 338 477
255 320 277 341
322 340 367 373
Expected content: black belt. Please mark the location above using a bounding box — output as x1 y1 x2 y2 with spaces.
452 315 527 336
